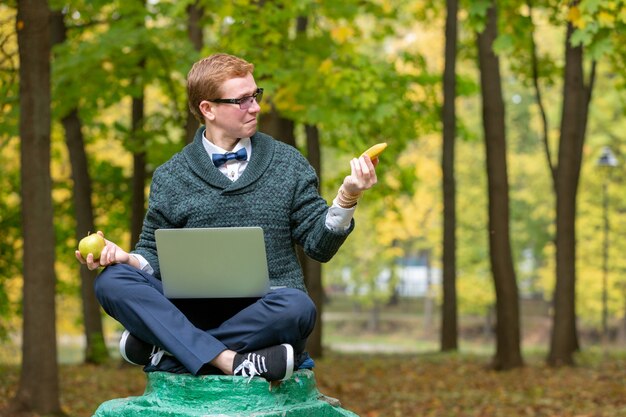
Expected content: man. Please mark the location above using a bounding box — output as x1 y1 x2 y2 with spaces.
76 53 378 382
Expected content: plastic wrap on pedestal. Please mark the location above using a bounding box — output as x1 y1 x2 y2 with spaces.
93 370 359 417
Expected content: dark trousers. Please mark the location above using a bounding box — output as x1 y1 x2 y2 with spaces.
94 263 317 375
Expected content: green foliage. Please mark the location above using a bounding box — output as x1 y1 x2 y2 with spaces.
0 5 19 141
568 0 626 61
0 137 21 340
465 0 491 33
0 7 20 340
324 199 400 311
2 0 626 345
198 0 429 157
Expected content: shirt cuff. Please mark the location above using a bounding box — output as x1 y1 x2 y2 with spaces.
129 253 154 275
325 200 356 232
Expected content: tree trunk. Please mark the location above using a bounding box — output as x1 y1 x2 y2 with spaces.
476 2 524 370
130 77 146 250
303 124 324 358
50 9 108 365
129 0 147 250
11 0 62 414
527 0 556 184
66 135 108 366
260 106 296 147
423 250 434 334
440 0 459 352
62 110 109 363
548 21 595 366
184 2 203 143
368 302 381 332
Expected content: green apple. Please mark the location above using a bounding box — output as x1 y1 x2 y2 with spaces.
78 233 106 260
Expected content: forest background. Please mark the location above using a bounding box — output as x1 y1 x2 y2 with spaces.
1 0 625 416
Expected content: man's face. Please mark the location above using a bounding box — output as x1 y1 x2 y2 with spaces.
210 73 260 140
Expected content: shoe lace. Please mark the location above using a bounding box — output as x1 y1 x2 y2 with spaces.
150 346 166 366
233 353 268 383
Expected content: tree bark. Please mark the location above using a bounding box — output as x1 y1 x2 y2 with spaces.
128 0 148 250
50 9 108 365
62 110 109 363
130 88 146 250
440 0 459 352
527 0 556 184
476 2 524 370
184 2 203 143
303 124 324 358
548 21 595 366
11 0 62 414
294 15 325 358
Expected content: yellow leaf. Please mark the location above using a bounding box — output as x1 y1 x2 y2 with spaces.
568 5 586 28
598 11 615 27
381 0 393 14
272 88 305 113
568 5 580 21
331 26 354 44
319 58 333 75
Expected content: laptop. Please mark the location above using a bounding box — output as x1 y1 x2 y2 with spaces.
154 227 270 299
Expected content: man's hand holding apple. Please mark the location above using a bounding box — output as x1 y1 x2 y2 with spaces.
75 231 134 271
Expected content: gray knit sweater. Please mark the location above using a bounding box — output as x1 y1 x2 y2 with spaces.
133 127 354 292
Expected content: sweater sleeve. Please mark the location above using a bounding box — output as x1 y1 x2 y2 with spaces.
290 157 354 263
131 165 178 279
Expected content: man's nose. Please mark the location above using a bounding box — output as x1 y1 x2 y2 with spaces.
248 97 261 113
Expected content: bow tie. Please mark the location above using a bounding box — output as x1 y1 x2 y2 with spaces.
212 148 248 168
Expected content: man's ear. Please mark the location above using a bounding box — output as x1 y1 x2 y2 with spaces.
199 100 216 121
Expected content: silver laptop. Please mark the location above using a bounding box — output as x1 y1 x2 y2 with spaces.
155 227 270 299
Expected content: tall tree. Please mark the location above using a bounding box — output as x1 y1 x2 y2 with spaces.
49 8 108 365
296 15 324 358
184 1 203 143
548 20 596 366
302 123 324 358
129 0 147 250
476 1 523 370
130 68 146 250
10 0 62 414
521 1 615 365
440 0 459 352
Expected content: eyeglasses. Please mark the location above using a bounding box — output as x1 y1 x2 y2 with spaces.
208 88 264 110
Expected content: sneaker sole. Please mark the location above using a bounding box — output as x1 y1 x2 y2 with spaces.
281 343 295 381
119 330 143 366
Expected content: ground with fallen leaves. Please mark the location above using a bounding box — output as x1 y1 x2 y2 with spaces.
0 350 624 417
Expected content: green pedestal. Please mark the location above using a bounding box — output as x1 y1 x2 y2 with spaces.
93 370 359 417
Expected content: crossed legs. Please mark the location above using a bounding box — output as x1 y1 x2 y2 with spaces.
94 263 316 376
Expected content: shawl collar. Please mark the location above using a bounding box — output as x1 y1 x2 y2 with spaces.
183 126 276 195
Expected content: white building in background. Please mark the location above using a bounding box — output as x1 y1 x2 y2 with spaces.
395 256 442 297
339 255 442 298
395 265 442 297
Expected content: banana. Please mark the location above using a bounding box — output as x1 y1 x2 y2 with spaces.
361 142 387 160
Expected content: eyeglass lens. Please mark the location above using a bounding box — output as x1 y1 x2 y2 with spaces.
240 90 263 110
